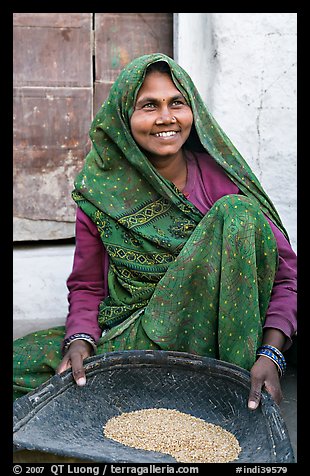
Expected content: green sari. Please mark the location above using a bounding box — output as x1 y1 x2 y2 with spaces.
13 53 288 400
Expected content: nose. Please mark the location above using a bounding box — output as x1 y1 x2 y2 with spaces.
155 107 176 125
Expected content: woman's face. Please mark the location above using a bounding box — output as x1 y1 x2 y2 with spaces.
130 71 193 164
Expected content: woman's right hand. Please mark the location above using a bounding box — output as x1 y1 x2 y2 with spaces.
56 339 93 386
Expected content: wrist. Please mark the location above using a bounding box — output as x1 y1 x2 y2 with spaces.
62 333 97 356
256 344 287 377
262 328 286 351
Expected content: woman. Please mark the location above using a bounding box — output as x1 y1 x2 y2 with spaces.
13 53 297 411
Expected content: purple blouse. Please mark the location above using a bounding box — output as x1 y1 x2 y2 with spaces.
65 151 297 349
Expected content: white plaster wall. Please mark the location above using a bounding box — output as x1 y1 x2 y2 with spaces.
175 13 297 251
174 13 213 104
13 244 74 339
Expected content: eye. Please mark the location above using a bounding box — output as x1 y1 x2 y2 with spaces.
171 99 185 107
142 102 156 109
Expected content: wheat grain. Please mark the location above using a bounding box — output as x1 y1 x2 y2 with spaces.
103 408 241 463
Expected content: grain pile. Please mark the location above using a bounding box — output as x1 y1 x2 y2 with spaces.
103 408 241 463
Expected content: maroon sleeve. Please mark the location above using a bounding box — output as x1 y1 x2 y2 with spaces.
264 217 297 350
65 207 109 342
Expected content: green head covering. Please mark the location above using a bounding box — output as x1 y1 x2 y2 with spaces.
72 53 288 329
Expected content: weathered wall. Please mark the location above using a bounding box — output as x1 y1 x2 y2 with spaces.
13 245 74 339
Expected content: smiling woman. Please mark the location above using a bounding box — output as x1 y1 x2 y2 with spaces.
13 53 297 416
130 63 193 191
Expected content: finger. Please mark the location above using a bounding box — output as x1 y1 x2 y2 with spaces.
56 356 71 375
248 378 262 410
70 351 87 386
264 381 283 406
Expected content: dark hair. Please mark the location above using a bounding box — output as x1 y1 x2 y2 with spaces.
146 60 171 76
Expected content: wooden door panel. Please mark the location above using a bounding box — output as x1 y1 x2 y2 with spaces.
13 13 92 87
13 87 92 221
13 14 92 238
94 13 173 112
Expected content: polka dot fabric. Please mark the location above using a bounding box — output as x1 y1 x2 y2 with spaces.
13 195 278 399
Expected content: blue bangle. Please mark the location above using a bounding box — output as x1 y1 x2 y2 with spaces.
257 344 286 365
261 344 286 364
256 345 286 377
256 344 286 368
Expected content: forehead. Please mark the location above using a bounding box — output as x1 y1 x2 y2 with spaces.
136 71 182 99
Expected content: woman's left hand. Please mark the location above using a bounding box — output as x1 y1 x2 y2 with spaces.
248 356 283 410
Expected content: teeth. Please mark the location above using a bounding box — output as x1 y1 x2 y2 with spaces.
155 131 177 137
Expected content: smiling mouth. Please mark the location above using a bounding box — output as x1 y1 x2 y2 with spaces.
154 131 178 138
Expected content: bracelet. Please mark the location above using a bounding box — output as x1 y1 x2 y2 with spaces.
256 350 284 377
62 333 97 356
256 345 286 377
261 344 286 364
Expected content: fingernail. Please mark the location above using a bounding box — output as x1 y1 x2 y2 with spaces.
76 377 86 386
248 400 258 410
